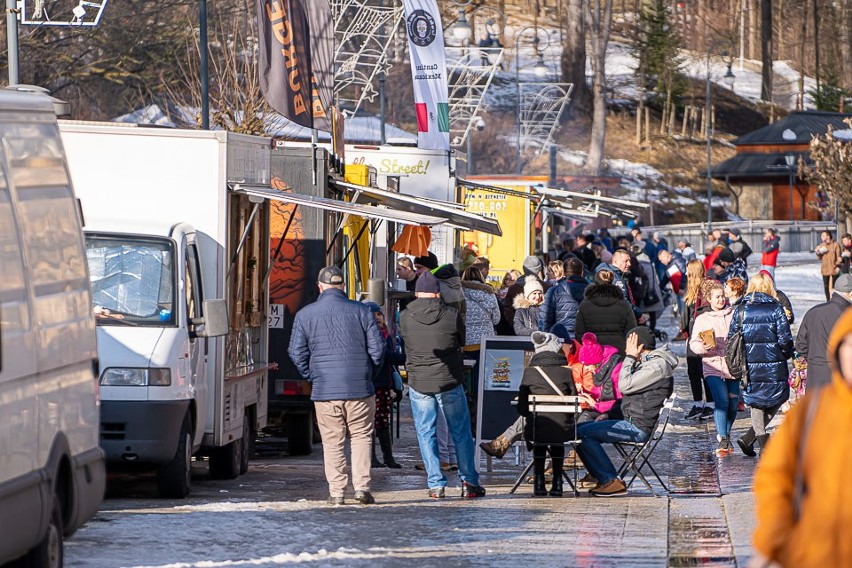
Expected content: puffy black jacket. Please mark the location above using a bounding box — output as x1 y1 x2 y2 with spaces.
728 292 794 410
795 293 849 389
518 350 578 445
540 278 581 336
288 288 385 401
399 298 465 394
575 283 638 355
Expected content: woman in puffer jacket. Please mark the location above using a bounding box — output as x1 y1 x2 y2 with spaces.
461 266 500 348
513 279 544 336
574 270 637 355
689 281 737 455
727 275 794 456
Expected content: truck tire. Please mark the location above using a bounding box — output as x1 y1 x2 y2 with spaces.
209 418 243 480
287 409 314 456
239 413 253 475
19 490 63 568
156 416 192 498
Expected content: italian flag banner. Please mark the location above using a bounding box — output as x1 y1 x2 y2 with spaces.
402 0 450 151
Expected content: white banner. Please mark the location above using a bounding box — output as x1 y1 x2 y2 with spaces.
402 0 450 151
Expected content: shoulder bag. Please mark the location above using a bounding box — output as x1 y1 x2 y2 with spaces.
726 303 749 388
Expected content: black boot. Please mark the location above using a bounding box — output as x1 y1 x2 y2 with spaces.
756 434 770 456
377 428 401 469
549 455 564 497
533 456 548 497
371 433 386 468
736 428 757 457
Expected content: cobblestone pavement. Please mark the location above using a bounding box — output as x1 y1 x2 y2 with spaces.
64 306 785 567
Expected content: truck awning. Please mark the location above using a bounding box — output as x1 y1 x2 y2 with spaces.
533 186 650 211
456 178 541 201
330 179 502 236
229 183 447 227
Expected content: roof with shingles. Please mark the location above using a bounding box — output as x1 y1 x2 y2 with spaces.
734 111 852 145
709 151 811 180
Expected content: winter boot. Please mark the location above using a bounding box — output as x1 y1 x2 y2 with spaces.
533 457 548 497
756 434 770 456
371 434 386 468
479 435 511 459
377 428 401 469
737 428 757 457
549 455 564 497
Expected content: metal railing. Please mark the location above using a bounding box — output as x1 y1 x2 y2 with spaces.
618 220 838 254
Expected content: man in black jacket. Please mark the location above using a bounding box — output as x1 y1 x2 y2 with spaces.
288 266 385 505
575 327 676 496
795 274 852 390
400 271 486 500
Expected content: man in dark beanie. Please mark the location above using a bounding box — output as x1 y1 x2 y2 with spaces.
400 271 486 500
502 255 550 335
575 326 676 496
712 247 748 285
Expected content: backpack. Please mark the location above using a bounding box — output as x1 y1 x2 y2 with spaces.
726 304 749 386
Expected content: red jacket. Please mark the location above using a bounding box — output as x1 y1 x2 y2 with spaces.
761 235 780 267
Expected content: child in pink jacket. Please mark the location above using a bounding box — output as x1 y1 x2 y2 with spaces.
576 333 623 423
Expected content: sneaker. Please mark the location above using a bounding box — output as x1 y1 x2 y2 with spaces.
327 496 345 506
428 487 446 499
353 490 374 505
461 481 486 499
589 478 628 497
715 437 732 456
684 405 703 420
414 462 426 471
578 473 598 489
737 437 757 457
699 407 714 420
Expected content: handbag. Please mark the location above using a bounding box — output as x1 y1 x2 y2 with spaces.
726 304 749 387
392 368 404 392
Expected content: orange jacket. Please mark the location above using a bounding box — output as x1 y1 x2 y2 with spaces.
752 307 852 567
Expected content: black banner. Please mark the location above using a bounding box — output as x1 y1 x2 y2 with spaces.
304 0 334 133
257 0 315 128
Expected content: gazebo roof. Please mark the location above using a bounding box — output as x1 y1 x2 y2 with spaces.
733 111 852 145
709 151 811 181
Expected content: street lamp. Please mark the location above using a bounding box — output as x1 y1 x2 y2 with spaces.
785 153 796 222
515 26 550 174
451 9 471 42
723 61 735 91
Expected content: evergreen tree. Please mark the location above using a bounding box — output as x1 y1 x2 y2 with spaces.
808 67 850 112
636 0 685 105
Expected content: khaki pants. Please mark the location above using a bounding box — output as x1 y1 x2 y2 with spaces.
314 396 375 497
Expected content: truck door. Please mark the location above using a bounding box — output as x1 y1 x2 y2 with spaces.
184 241 207 446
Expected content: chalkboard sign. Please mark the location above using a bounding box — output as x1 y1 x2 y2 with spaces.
475 336 534 464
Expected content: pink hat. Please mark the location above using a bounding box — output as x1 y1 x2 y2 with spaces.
578 332 605 365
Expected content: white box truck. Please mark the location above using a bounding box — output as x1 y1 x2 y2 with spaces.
59 123 274 498
0 90 105 565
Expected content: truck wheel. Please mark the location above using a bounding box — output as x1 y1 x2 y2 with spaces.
156 416 192 498
287 409 314 456
21 490 64 568
209 421 243 480
239 414 253 475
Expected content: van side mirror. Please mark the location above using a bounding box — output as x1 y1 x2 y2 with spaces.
193 299 229 337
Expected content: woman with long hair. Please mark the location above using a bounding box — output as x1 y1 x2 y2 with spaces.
546 260 565 286
461 265 500 398
729 274 794 457
689 281 738 454
682 259 714 420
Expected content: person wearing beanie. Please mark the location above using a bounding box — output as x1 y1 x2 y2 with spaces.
516 331 577 497
575 327 676 496
572 333 624 430
413 252 439 271
501 256 551 335
399 269 486 499
513 279 545 336
711 246 748 285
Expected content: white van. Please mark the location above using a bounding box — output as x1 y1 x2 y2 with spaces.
0 90 105 566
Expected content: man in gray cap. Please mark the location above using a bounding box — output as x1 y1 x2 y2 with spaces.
795 273 852 390
289 265 385 505
502 255 550 335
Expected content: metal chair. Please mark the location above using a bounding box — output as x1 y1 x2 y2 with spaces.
612 395 676 497
509 394 583 497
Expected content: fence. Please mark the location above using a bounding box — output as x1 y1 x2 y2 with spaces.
618 220 839 255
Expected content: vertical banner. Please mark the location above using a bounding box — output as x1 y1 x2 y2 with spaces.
304 0 334 133
257 0 315 128
402 0 450 151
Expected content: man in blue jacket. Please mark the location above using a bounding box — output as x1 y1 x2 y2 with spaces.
289 266 385 506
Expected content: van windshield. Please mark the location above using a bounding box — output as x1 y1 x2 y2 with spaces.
86 235 176 326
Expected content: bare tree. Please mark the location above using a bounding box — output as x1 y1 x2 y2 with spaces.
806 121 852 230
561 0 591 114
760 0 772 101
584 0 614 175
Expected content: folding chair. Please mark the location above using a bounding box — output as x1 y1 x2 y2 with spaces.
508 394 583 497
613 395 676 497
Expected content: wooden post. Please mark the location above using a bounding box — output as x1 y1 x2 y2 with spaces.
682 105 689 137
636 101 643 145
645 107 651 143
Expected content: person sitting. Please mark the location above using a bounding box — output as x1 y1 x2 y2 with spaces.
575 327 676 496
517 331 578 497
572 333 624 424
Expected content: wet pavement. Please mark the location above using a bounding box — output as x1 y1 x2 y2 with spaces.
64 300 791 567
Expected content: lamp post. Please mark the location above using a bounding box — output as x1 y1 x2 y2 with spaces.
705 51 713 227
785 154 796 222
515 26 550 174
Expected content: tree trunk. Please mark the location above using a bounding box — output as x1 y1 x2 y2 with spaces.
749 0 758 60
760 0 773 102
813 0 820 90
776 0 783 60
562 0 592 113
799 0 808 109
584 0 614 176
842 0 852 89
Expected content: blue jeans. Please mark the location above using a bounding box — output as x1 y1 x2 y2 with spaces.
704 375 740 438
760 265 775 279
576 420 648 485
409 384 480 489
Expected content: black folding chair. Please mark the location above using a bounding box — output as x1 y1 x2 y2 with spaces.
509 394 583 497
613 395 676 497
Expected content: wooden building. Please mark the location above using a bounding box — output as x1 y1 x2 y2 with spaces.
710 111 852 221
